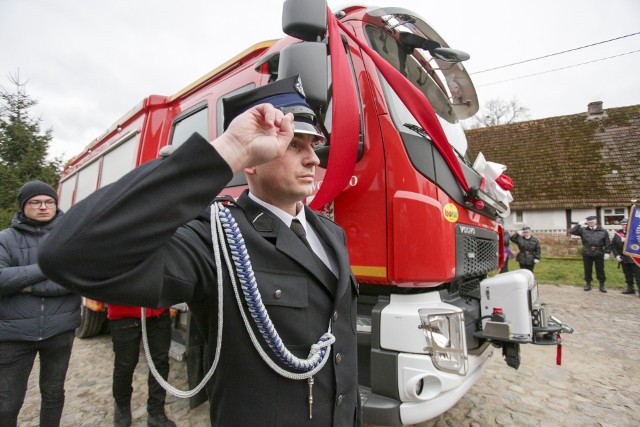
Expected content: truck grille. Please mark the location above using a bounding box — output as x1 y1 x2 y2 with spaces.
458 278 481 298
455 226 499 278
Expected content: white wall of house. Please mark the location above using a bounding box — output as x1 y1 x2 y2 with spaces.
571 209 596 224
504 207 627 231
505 209 567 230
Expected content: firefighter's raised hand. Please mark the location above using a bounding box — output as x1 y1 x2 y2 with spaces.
212 104 294 173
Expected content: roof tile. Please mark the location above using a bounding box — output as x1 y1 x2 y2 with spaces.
466 105 640 209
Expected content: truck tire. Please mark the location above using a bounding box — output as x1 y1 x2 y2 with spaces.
75 305 106 338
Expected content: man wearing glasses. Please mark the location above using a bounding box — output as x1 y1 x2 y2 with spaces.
0 180 80 427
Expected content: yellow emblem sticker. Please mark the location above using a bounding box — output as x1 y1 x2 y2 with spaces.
443 203 459 223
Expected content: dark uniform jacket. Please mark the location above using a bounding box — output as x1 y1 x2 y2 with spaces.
509 233 541 266
570 224 611 256
0 211 80 342
39 135 361 427
612 230 634 264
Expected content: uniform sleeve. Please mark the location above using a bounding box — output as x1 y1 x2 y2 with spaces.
39 134 234 308
611 234 622 257
569 224 582 236
604 231 612 254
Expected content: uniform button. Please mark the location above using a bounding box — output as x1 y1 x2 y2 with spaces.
336 394 344 406
332 311 339 322
274 290 282 299
335 353 342 364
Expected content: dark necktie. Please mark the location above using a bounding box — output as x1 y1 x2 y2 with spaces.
290 219 316 253
290 219 338 290
290 219 336 273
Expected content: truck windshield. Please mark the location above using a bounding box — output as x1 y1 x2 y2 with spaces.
364 24 470 160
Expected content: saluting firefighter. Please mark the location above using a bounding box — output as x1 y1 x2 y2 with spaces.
39 77 361 426
570 215 612 292
509 226 541 271
612 219 640 296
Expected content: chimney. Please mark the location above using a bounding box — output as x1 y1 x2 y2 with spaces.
587 101 603 115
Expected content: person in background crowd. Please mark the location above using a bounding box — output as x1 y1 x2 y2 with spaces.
0 180 81 427
500 225 514 273
39 77 362 426
108 305 176 427
612 219 640 297
570 215 611 292
509 226 541 271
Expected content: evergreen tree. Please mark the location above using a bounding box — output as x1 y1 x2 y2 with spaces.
0 72 62 227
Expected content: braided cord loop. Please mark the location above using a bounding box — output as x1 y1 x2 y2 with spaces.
217 204 335 372
141 202 335 398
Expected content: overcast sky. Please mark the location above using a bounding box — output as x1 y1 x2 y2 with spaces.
1 0 639 161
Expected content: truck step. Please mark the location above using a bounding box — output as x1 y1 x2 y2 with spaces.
169 341 186 361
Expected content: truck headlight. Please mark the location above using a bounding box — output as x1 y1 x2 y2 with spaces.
418 308 468 375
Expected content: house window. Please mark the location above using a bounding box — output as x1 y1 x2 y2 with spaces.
514 210 523 223
603 208 626 225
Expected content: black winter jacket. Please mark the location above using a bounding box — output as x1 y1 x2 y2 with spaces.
570 224 611 256
0 211 80 342
612 230 635 264
509 233 541 265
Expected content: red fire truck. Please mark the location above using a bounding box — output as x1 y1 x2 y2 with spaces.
56 1 571 424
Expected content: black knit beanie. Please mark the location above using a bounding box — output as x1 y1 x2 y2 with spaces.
17 180 58 211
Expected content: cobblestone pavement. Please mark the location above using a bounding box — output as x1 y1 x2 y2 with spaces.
17 285 640 426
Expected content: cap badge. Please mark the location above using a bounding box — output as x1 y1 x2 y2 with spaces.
294 76 306 98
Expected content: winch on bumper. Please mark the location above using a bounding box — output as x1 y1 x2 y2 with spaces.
357 270 573 426
475 269 574 367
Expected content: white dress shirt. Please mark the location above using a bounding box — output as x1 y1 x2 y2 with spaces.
248 192 338 275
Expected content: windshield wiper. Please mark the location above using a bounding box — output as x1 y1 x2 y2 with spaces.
403 123 470 166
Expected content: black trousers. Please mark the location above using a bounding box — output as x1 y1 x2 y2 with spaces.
0 331 75 427
110 311 172 415
518 263 535 272
582 254 606 284
500 257 510 273
621 262 640 289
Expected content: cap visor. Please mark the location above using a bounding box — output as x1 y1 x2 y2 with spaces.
293 120 325 142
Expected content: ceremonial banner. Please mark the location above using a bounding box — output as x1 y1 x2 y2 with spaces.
623 205 640 267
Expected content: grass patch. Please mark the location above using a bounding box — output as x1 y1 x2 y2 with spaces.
500 257 628 288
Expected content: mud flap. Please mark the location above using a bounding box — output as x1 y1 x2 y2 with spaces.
502 342 520 370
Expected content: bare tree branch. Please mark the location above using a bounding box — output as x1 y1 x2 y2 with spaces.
465 97 530 128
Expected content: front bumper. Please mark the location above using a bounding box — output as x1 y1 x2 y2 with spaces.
361 342 493 426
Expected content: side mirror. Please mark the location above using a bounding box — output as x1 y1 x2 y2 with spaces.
399 33 470 63
282 0 327 41
278 42 328 108
432 47 470 63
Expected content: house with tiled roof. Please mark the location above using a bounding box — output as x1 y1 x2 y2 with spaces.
466 102 640 232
